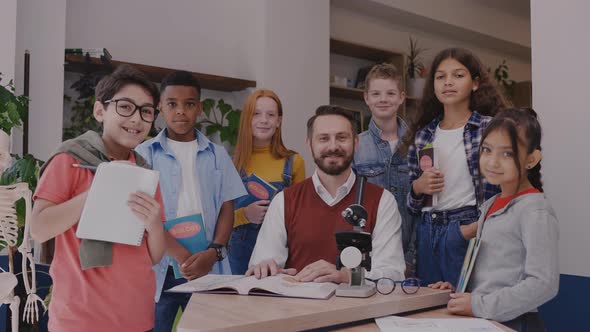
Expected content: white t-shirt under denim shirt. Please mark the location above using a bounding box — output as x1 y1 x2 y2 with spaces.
429 125 476 212
166 138 204 218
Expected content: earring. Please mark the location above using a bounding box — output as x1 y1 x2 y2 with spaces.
526 165 532 169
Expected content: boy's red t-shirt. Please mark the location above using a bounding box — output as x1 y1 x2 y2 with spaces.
485 188 541 219
34 153 164 332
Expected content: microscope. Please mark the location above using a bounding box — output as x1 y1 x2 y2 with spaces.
335 176 377 297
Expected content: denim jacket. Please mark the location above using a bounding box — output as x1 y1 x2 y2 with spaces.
136 129 246 302
353 117 418 270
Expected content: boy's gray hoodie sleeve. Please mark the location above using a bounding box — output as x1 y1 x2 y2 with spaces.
471 207 559 322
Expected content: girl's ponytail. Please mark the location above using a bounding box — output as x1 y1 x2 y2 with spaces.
528 163 544 192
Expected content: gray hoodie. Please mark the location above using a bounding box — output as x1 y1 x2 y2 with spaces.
469 192 559 322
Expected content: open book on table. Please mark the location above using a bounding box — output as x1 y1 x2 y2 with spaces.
166 273 338 300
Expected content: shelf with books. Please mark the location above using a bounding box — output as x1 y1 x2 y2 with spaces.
329 37 410 121
330 84 364 100
64 54 256 92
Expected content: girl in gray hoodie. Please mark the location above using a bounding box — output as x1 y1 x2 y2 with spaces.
430 108 559 332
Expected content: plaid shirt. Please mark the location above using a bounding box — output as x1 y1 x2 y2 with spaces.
407 111 500 215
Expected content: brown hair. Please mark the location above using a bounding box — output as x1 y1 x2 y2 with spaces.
364 63 403 92
95 64 159 105
233 89 295 171
306 105 358 138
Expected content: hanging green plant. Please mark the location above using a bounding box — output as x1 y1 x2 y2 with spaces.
0 73 28 134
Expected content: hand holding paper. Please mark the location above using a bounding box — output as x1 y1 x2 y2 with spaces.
128 191 163 234
76 162 159 246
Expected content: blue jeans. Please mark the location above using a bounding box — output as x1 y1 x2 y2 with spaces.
416 206 478 286
228 223 261 275
154 267 191 332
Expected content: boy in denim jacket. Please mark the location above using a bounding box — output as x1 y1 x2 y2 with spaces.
353 63 418 277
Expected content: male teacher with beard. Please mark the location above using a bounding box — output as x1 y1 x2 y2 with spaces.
247 105 405 284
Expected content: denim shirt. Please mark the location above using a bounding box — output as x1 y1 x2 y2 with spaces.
353 117 418 269
136 129 246 302
406 111 500 215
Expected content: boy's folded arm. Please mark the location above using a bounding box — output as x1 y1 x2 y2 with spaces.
212 200 235 246
30 192 88 243
146 224 166 264
164 231 192 263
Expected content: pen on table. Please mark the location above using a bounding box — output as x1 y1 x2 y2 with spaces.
71 163 97 171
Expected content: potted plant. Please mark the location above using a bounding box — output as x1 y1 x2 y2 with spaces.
63 71 108 140
195 98 241 152
405 36 428 98
493 59 516 101
0 73 49 331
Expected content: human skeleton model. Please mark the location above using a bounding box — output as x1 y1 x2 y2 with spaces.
0 130 45 331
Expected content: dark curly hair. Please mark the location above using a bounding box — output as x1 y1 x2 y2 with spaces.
400 48 508 155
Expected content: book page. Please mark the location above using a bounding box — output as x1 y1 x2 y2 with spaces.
375 316 503 332
76 162 159 246
167 274 338 299
166 274 244 294
243 274 338 299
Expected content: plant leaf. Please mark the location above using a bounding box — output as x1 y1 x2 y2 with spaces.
205 123 222 136
220 127 232 142
227 110 241 130
218 99 232 117
202 98 215 118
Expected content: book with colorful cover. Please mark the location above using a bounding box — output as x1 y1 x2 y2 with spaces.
164 213 208 279
234 173 278 209
418 144 438 208
456 237 481 293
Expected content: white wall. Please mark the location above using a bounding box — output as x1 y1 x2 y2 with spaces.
531 0 590 278
257 0 330 175
65 0 329 175
330 4 532 83
14 0 67 160
66 0 261 85
0 0 18 156
0 0 17 82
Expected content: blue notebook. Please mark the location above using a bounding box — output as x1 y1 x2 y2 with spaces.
234 173 278 209
164 213 208 279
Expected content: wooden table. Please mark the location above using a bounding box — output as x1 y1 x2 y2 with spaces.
177 287 514 331
327 307 514 332
177 287 451 331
